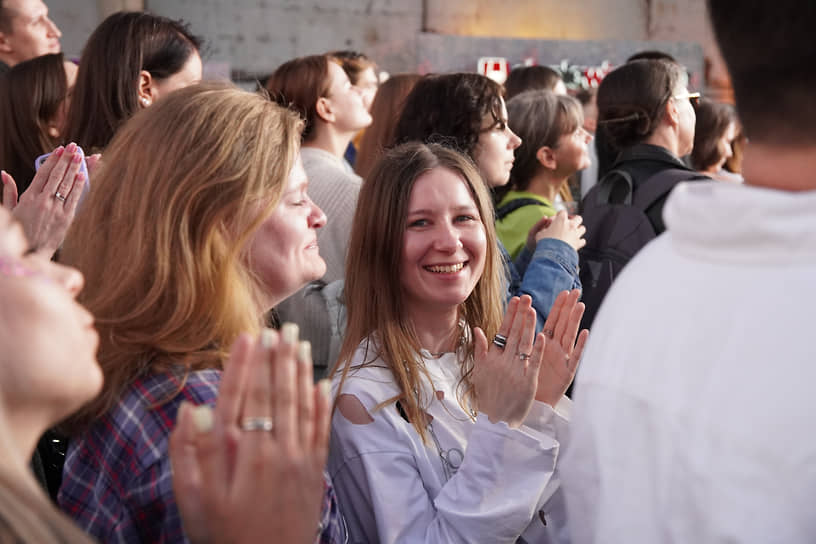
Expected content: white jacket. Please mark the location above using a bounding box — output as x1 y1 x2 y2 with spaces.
563 181 816 543
330 340 572 543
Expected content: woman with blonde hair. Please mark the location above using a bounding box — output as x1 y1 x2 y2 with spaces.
329 142 588 542
56 82 345 543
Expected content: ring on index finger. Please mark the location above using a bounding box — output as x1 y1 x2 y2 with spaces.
517 352 531 361
54 191 66 202
492 333 507 350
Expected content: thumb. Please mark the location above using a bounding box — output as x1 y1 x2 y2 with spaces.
1 171 19 210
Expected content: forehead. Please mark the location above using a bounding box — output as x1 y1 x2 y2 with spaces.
328 62 349 86
408 167 477 209
5 0 47 20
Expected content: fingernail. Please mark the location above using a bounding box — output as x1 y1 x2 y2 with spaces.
75 172 86 182
73 153 82 164
282 322 299 345
66 142 77 153
260 327 275 349
318 379 331 399
297 340 311 365
191 404 214 433
55 146 64 157
0 170 6 182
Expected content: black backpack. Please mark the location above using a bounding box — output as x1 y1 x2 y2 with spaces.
578 167 703 329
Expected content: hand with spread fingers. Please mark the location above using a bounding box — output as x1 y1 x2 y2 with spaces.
535 289 589 406
169 324 331 544
1 143 96 258
473 295 549 428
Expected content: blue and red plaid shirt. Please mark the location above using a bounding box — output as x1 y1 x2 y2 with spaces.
58 368 346 543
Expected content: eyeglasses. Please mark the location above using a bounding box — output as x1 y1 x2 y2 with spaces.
673 92 701 108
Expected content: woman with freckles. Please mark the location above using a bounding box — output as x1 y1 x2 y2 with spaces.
329 142 588 543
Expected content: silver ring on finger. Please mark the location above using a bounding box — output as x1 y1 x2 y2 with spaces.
517 352 531 361
542 329 554 339
54 191 67 202
240 416 274 432
492 333 507 350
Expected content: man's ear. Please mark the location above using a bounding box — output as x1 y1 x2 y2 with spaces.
315 96 335 123
536 146 557 170
137 70 155 107
664 98 680 128
0 31 14 55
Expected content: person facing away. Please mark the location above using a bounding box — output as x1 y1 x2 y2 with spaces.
0 0 60 72
562 0 816 541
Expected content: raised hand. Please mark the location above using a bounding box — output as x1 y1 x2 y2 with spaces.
534 289 589 406
169 324 331 544
1 143 87 257
472 295 547 428
527 210 587 252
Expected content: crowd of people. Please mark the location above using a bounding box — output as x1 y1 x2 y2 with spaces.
0 0 814 542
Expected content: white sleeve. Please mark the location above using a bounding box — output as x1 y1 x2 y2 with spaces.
330 406 561 544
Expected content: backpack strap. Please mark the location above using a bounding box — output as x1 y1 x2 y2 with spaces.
594 168 636 206
632 168 709 210
496 197 549 221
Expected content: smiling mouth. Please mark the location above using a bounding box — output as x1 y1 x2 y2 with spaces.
425 262 465 273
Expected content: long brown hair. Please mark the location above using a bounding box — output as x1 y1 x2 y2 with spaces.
354 73 422 179
60 82 303 434
333 142 504 442
0 53 67 197
64 11 202 153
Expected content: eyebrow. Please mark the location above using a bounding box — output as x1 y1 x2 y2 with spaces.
407 205 479 216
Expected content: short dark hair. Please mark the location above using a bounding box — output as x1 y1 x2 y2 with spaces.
64 11 202 152
691 99 738 171
0 53 67 196
506 90 583 191
504 65 563 100
0 0 13 34
626 50 676 63
394 73 504 159
596 59 686 152
329 50 377 85
265 54 335 142
707 0 816 144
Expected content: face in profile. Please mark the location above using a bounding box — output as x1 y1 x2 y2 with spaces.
400 167 487 318
246 155 327 308
0 208 101 422
322 62 373 133
354 66 379 112
472 98 522 187
0 0 61 64
673 84 697 157
553 126 593 176
715 121 737 170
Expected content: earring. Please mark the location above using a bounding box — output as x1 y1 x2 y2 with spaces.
140 97 151 107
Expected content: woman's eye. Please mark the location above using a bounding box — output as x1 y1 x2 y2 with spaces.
496 121 507 131
455 215 477 223
408 219 428 228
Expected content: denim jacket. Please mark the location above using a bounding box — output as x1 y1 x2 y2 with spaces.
503 237 581 331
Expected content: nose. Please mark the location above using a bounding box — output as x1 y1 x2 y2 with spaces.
432 222 463 252
46 16 62 38
48 261 84 296
309 199 327 230
508 127 522 150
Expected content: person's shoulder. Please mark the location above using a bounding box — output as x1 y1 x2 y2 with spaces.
332 339 399 408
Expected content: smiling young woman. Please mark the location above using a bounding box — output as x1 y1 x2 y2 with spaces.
329 142 589 543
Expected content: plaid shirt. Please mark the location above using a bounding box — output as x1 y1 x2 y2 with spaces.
58 368 346 543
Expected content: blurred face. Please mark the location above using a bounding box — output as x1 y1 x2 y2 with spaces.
48 60 78 138
323 62 372 133
246 155 327 308
714 121 737 170
673 85 697 157
0 208 101 423
472 98 522 187
152 51 203 100
354 66 379 112
553 126 592 176
0 0 61 65
400 167 487 319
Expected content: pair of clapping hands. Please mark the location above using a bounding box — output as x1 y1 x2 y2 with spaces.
1 143 98 257
472 291 589 428
169 323 331 544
